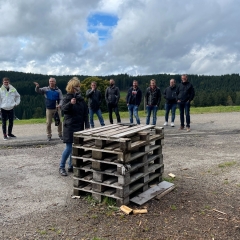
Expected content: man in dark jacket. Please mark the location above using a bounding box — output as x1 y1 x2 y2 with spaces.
126 80 142 124
176 74 195 131
145 79 161 125
163 79 177 127
86 81 105 128
34 77 63 141
105 79 121 124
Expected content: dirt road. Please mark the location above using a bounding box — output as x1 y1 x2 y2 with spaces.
0 112 239 239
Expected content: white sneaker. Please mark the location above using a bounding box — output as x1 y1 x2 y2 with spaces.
171 122 175 127
163 122 168 126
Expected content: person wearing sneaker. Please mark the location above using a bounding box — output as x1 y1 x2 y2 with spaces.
105 79 121 124
86 81 105 128
126 80 142 125
145 79 161 125
176 74 195 132
59 77 90 176
34 78 63 141
0 77 21 140
163 79 177 127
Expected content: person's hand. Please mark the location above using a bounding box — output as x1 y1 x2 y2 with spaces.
177 100 181 102
33 82 39 87
71 98 76 104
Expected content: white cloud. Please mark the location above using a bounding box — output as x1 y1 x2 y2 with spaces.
0 0 240 75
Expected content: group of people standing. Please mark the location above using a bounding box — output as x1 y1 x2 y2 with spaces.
0 75 195 176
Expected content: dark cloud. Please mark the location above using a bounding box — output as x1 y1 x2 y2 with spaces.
0 0 240 75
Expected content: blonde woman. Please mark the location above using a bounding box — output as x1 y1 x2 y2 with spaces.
59 77 89 176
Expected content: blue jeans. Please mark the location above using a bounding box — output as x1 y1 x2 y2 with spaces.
178 101 190 127
60 143 72 169
146 105 158 125
128 104 140 124
165 103 177 122
89 108 105 128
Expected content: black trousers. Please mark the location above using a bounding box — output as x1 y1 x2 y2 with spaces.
107 103 121 124
1 108 14 135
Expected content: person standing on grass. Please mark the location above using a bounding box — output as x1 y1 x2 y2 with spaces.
0 77 20 140
145 79 161 125
176 74 195 132
34 77 63 141
163 79 177 127
126 80 142 124
105 79 121 124
59 77 89 176
86 81 105 128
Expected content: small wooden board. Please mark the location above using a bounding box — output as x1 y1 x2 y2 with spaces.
130 181 174 205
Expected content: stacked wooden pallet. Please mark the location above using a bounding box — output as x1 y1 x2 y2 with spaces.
72 124 164 206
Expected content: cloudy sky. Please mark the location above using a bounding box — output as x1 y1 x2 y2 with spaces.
0 0 239 76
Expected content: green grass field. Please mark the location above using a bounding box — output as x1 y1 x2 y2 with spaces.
12 105 240 125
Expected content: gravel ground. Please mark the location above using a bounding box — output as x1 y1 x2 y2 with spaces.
0 112 239 239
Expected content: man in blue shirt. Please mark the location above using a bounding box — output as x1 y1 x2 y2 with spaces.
34 77 63 141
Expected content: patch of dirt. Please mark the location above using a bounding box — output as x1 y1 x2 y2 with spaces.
0 114 240 240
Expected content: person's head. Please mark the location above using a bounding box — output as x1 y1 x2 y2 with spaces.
170 79 176 87
91 81 97 90
150 79 156 88
181 74 188 83
49 77 56 88
2 77 10 88
66 77 80 93
133 80 138 88
109 79 115 86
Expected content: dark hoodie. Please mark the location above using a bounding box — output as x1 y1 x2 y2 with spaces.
62 93 89 143
176 81 195 102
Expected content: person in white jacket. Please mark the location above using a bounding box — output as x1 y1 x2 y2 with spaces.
0 77 21 140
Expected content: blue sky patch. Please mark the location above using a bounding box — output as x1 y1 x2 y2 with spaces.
87 13 118 41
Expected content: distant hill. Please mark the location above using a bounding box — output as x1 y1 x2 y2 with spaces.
1 70 239 119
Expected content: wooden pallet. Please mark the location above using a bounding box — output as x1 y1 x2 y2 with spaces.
72 124 165 205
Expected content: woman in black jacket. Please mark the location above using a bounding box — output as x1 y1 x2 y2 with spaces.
59 77 89 176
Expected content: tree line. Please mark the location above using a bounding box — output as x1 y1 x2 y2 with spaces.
0 71 239 119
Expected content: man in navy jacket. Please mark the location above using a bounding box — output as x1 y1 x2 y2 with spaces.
176 74 195 131
126 80 142 124
163 79 177 127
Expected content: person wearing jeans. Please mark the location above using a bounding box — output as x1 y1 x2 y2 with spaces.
145 79 161 125
178 101 190 130
163 79 177 127
164 103 177 126
176 74 195 131
86 81 105 128
105 79 121 124
59 77 89 176
0 77 21 140
146 105 158 125
126 80 142 124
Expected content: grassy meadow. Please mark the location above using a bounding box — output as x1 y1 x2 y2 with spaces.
12 105 240 125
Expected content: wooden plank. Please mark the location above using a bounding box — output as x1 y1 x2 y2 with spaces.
74 124 119 136
130 181 174 205
104 143 120 150
92 126 130 137
131 140 148 149
155 186 175 200
112 125 155 138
